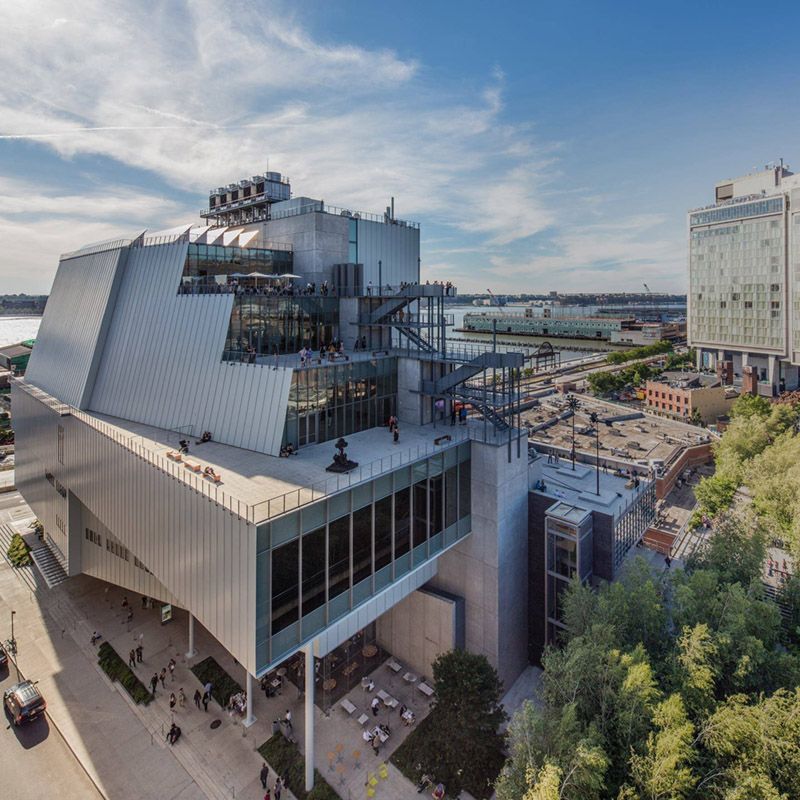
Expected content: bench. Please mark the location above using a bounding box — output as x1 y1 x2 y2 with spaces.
357 713 369 726
386 659 402 673
183 461 202 473
204 470 222 483
434 435 451 445
340 698 357 715
167 451 182 462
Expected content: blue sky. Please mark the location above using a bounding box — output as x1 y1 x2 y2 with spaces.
2 0 800 294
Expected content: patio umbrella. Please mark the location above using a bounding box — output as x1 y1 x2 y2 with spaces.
278 273 303 280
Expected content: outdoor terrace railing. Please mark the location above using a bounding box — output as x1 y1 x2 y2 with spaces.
13 379 482 525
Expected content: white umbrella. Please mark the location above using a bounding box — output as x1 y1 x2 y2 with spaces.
248 271 274 278
278 273 302 280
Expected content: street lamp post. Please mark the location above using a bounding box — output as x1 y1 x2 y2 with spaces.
567 395 580 471
10 609 19 681
590 411 600 495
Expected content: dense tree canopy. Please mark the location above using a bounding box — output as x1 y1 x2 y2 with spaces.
496 528 800 800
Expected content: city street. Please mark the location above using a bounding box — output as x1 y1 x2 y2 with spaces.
0 667 102 800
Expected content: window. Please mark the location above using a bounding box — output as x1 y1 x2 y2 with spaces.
445 466 458 528
394 487 411 559
413 479 428 547
57 425 64 465
458 459 471 519
85 528 102 547
271 540 299 634
745 301 753 309
352 505 373 585
771 284 780 292
301 527 326 617
328 515 350 600
374 496 392 571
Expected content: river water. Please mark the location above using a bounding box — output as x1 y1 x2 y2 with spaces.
0 316 41 347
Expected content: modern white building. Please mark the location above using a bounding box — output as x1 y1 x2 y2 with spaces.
13 172 537 790
689 161 800 394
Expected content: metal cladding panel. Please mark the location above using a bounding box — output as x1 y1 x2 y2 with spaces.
88 241 293 455
25 247 125 408
357 219 420 288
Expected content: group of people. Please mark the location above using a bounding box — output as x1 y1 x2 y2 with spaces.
362 723 391 755
298 340 348 366
279 443 297 457
449 405 469 426
388 415 400 444
226 690 248 716
259 763 284 800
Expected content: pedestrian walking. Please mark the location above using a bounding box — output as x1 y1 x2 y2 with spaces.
159 668 167 688
150 673 159 695
371 696 380 716
121 595 129 609
128 649 136 669
168 657 176 681
260 763 269 790
202 691 210 712
169 692 176 711
193 689 202 709
450 406 457 426
393 427 399 444
264 790 271 800
203 680 213 697
126 608 134 624
179 687 186 708
274 777 282 800
136 643 143 662
284 709 293 736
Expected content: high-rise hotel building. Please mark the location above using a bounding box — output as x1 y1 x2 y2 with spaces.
689 162 800 394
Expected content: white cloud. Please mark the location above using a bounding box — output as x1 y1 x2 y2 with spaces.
0 0 685 292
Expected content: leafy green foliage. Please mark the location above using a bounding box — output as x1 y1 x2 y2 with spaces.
587 362 658 395
6 532 31 567
605 340 673 366
498 542 800 800
392 650 506 798
258 734 340 800
97 642 153 705
190 656 242 706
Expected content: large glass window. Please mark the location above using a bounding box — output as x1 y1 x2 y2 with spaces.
374 496 392 571
271 540 299 634
548 534 577 579
394 487 411 558
430 474 444 536
329 516 350 600
458 458 471 518
301 527 326 616
413 479 429 546
353 505 373 585
445 466 458 528
181 242 293 290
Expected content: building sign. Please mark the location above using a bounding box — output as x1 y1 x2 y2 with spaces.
161 603 173 625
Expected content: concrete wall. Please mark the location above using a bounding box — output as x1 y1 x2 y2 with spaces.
397 357 423 425
689 386 735 424
376 587 463 678
260 213 349 288
430 436 529 690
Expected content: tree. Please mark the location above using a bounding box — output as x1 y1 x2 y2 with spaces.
729 394 772 420
685 508 766 586
627 694 696 800
420 650 507 797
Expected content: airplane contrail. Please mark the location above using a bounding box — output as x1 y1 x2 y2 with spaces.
0 125 200 139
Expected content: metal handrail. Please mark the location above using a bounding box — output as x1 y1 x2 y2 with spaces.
12 379 480 526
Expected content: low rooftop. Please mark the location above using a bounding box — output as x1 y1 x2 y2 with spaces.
652 371 720 389
80 410 471 523
532 459 647 520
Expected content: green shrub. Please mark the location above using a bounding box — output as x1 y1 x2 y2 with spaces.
190 656 242 707
97 642 153 705
7 533 32 567
258 734 340 800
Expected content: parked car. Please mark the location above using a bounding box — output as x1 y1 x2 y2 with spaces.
3 680 46 726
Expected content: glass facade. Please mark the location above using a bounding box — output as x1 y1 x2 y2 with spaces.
255 443 472 672
545 512 592 636
225 295 339 357
285 357 398 447
689 197 784 226
182 242 293 287
613 481 656 568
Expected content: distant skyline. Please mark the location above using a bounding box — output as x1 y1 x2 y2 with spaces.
2 0 800 294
